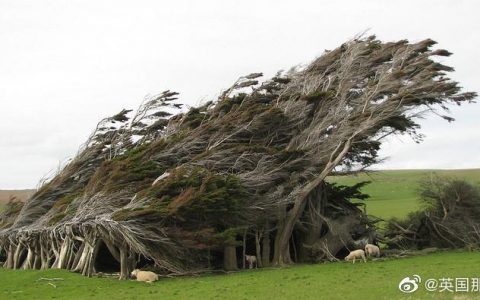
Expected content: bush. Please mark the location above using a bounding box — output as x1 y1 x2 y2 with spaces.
385 176 480 249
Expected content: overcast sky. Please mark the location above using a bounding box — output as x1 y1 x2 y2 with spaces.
1 0 479 189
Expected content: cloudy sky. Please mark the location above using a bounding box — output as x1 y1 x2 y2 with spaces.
1 0 479 189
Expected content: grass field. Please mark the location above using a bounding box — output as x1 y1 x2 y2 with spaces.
1 251 478 300
327 169 480 220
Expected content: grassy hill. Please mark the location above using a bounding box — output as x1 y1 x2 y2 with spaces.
0 251 477 300
0 189 34 203
327 169 480 220
0 189 34 211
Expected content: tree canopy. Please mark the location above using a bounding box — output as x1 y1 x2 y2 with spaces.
0 35 475 279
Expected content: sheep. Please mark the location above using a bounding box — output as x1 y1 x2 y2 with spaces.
364 244 380 258
130 269 159 283
344 249 366 264
245 255 257 269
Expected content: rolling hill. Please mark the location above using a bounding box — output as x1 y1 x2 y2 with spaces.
327 168 480 220
0 189 35 209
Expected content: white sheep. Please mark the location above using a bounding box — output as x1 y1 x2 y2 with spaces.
344 249 366 264
245 255 257 269
130 269 159 283
364 244 380 258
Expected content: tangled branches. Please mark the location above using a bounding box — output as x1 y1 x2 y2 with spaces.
385 177 480 249
0 35 475 277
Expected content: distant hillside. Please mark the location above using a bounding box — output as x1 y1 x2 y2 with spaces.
327 169 480 220
0 189 35 204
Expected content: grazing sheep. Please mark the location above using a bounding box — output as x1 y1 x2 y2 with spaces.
344 249 366 264
130 269 159 283
245 255 257 269
365 244 380 258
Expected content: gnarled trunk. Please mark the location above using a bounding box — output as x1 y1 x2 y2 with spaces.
119 246 135 280
21 246 34 269
73 238 100 277
5 244 14 268
272 139 354 265
309 215 362 261
13 243 25 269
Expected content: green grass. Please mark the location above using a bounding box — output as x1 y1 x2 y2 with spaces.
327 169 480 220
1 251 478 299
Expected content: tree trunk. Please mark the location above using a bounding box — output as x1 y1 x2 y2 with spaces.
119 246 134 280
261 232 270 267
74 239 100 277
40 243 50 269
223 245 238 271
13 243 25 269
309 215 360 261
21 247 34 269
272 138 354 265
5 244 14 268
65 241 77 270
73 243 88 272
57 237 72 269
33 252 41 269
272 203 292 266
297 187 326 262
242 229 247 269
255 230 263 268
83 239 100 277
71 242 85 271
51 239 60 269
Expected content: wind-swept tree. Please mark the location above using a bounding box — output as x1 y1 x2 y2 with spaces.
0 35 475 278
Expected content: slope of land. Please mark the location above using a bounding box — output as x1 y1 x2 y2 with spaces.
0 189 35 210
327 169 480 220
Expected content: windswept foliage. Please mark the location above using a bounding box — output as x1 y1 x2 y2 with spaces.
0 35 475 278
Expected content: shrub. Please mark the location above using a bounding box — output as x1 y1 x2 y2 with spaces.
385 176 480 249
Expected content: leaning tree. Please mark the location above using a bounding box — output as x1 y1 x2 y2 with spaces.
0 35 475 279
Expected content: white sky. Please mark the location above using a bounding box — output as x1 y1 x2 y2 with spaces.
1 0 479 189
